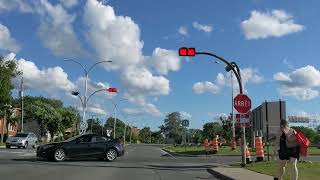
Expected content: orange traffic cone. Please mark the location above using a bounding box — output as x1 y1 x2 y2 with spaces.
203 139 209 154
212 135 219 154
246 143 252 164
255 136 264 162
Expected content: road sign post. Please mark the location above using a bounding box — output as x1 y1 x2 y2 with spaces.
234 94 251 167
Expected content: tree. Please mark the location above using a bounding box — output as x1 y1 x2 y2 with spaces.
0 56 20 117
87 118 103 134
291 126 318 144
188 129 203 144
139 127 151 143
202 122 223 139
151 130 165 144
104 117 126 139
160 112 183 144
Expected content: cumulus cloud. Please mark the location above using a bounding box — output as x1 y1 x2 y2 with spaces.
274 65 320 100
241 10 304 39
193 68 264 94
35 0 84 58
0 0 33 13
59 0 78 8
192 21 213 33
8 53 75 94
178 26 188 36
192 81 220 94
0 23 21 52
148 47 181 75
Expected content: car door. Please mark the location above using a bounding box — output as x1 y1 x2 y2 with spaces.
90 136 109 158
68 135 93 158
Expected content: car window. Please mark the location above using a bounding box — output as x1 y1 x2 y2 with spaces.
78 135 93 143
95 136 109 142
14 133 28 137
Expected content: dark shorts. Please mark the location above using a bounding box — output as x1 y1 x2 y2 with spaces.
278 146 300 160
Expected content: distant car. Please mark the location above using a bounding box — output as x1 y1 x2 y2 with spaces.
6 132 38 149
37 134 124 162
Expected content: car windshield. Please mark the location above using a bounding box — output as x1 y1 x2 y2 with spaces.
14 133 28 137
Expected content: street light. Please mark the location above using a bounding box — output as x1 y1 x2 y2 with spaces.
110 98 128 139
64 59 112 134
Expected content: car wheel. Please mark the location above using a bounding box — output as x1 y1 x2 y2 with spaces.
23 142 28 149
106 149 117 162
6 145 10 149
54 149 66 162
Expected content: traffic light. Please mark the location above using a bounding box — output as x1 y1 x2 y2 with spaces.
108 88 118 93
179 47 196 56
71 91 80 96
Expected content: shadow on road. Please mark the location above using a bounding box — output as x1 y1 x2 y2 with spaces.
2 158 217 172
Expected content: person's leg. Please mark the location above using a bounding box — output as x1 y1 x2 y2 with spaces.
278 160 287 180
289 157 298 180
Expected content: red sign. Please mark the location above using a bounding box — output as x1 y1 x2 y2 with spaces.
234 94 251 113
108 88 118 93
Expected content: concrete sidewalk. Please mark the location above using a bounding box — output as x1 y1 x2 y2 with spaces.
207 167 274 180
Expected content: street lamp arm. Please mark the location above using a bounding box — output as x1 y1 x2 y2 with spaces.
64 59 88 75
76 95 84 109
231 62 242 82
87 89 107 104
196 51 243 94
87 60 112 74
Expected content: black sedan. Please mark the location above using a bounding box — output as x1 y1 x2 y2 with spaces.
37 134 124 162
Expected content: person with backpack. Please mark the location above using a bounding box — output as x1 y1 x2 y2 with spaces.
275 119 300 180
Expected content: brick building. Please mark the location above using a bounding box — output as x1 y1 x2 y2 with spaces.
0 109 19 140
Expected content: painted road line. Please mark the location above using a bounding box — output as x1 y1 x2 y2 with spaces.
160 149 174 158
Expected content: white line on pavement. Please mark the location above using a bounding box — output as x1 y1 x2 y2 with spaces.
160 149 174 158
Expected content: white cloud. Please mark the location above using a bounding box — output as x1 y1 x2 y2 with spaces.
180 111 192 119
0 23 21 52
148 47 181 75
0 0 33 13
192 21 213 33
241 10 304 39
86 106 107 115
121 67 170 96
274 65 320 100
59 0 78 8
36 0 84 58
192 81 220 94
193 67 264 95
178 26 188 36
8 53 75 94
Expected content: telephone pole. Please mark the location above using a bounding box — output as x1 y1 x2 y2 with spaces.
20 76 24 132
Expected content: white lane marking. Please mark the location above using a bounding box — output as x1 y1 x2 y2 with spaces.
160 149 174 158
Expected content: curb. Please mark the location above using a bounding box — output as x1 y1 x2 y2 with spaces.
206 168 235 180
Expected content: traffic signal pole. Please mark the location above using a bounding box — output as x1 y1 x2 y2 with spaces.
179 48 246 167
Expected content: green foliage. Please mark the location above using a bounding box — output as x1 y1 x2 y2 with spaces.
139 127 151 143
202 122 223 139
291 126 318 144
160 112 184 144
188 129 203 144
0 56 20 117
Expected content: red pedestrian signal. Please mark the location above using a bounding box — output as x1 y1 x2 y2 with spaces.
108 88 118 93
179 47 196 56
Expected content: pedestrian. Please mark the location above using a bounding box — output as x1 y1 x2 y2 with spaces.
274 119 299 180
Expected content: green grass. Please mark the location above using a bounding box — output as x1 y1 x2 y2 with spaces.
231 161 320 180
164 145 320 156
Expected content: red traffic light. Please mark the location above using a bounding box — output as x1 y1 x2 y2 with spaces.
179 47 196 56
108 88 118 93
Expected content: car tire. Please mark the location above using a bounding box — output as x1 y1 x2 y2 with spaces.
23 142 28 149
53 149 66 162
106 149 117 162
6 145 10 149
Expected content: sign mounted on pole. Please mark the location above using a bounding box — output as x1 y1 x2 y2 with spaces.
234 94 251 113
182 120 189 127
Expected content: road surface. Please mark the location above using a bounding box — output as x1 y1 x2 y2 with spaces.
0 144 226 180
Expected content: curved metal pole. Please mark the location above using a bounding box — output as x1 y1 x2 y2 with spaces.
231 62 242 82
196 52 243 94
87 89 106 104
64 59 88 75
76 94 84 109
87 60 112 74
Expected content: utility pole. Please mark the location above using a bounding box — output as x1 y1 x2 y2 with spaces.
231 71 236 150
20 76 24 132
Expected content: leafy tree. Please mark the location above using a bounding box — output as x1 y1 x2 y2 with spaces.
139 127 151 143
0 56 20 117
160 112 183 144
291 126 318 144
104 117 126 139
87 118 103 134
202 122 223 139
151 130 165 144
188 129 203 144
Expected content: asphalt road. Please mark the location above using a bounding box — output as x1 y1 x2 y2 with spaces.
0 144 227 180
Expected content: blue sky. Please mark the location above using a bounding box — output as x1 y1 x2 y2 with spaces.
1 0 320 130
